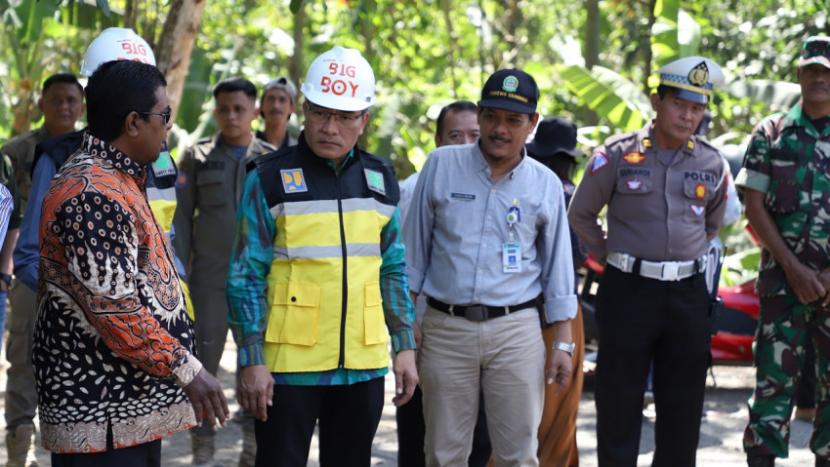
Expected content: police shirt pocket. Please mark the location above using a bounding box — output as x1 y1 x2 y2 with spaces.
363 282 388 345
764 162 800 214
264 282 320 346
683 179 708 223
196 170 227 207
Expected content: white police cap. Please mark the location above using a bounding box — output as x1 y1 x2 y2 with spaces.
657 56 724 104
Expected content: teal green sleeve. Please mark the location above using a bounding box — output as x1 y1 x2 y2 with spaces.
226 171 276 367
379 208 416 353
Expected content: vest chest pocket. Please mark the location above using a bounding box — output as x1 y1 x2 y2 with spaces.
265 282 320 346
364 282 388 345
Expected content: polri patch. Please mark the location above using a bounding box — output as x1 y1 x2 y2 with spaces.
590 152 608 174
364 169 386 195
281 168 308 193
623 152 645 164
451 192 476 200
690 205 704 216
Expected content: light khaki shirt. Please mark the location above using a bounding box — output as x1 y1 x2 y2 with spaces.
568 124 727 262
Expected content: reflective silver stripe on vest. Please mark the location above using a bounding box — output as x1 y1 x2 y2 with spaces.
270 197 395 220
146 185 177 202
273 242 381 260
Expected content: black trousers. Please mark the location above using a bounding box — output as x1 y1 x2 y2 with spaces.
797 337 817 409
396 384 492 467
595 266 711 467
51 440 161 467
255 377 385 467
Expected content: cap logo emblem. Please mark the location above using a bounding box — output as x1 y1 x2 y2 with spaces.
688 61 709 87
502 76 519 93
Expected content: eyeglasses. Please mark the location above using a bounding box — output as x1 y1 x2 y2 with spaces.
304 103 365 126
136 107 172 125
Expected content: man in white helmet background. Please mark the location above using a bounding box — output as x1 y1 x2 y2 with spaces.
227 45 418 467
6 27 197 466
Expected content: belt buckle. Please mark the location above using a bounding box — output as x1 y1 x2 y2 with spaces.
464 305 487 322
661 262 679 281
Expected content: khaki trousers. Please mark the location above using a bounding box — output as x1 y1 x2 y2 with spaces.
420 306 544 467
5 281 37 429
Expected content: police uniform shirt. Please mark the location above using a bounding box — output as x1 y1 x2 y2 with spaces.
568 124 727 262
403 142 577 324
173 134 275 289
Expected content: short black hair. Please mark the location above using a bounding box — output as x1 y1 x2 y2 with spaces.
436 101 477 138
213 78 257 100
86 60 167 142
42 73 83 96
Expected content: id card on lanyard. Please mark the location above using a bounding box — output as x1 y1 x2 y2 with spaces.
502 200 522 273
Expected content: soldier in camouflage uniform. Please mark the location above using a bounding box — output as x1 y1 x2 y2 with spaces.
736 36 830 467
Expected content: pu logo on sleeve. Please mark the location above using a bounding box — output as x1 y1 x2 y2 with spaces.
364 169 386 195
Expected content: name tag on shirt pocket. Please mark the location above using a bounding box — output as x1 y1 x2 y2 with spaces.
451 192 476 201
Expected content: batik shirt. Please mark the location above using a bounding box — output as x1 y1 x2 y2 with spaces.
34 132 202 453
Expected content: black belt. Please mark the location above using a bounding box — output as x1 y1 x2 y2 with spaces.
427 297 537 322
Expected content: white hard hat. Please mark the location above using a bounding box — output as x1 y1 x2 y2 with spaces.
300 46 375 111
80 27 156 77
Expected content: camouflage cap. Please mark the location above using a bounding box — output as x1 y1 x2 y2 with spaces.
798 36 830 70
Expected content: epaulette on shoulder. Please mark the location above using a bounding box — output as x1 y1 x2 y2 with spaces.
603 131 638 149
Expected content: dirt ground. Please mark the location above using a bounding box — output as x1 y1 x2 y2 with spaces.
0 337 816 466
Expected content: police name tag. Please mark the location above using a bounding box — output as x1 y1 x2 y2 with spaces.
502 242 522 273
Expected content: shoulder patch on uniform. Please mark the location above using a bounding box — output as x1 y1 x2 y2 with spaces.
280 168 308 193
590 152 609 174
364 168 386 195
622 152 645 164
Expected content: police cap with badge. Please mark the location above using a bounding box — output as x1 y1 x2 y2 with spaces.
656 56 725 104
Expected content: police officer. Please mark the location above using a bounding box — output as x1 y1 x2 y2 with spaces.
736 36 830 467
172 77 275 465
257 76 298 149
8 28 195 467
568 56 727 466
227 46 417 467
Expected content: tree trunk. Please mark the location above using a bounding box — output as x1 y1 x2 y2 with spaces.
289 1 306 93
155 0 208 123
585 0 599 70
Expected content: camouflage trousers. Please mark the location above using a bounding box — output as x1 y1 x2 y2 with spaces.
744 294 830 458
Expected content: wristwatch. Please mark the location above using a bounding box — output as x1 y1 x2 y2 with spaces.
552 341 576 357
0 273 11 292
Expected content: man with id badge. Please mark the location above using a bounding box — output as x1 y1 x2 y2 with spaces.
404 69 577 466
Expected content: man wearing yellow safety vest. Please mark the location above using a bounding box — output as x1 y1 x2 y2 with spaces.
227 46 418 467
7 28 194 466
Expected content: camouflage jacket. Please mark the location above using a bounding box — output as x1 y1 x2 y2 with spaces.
735 104 830 297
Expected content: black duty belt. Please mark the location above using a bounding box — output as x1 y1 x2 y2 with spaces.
426 297 537 322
